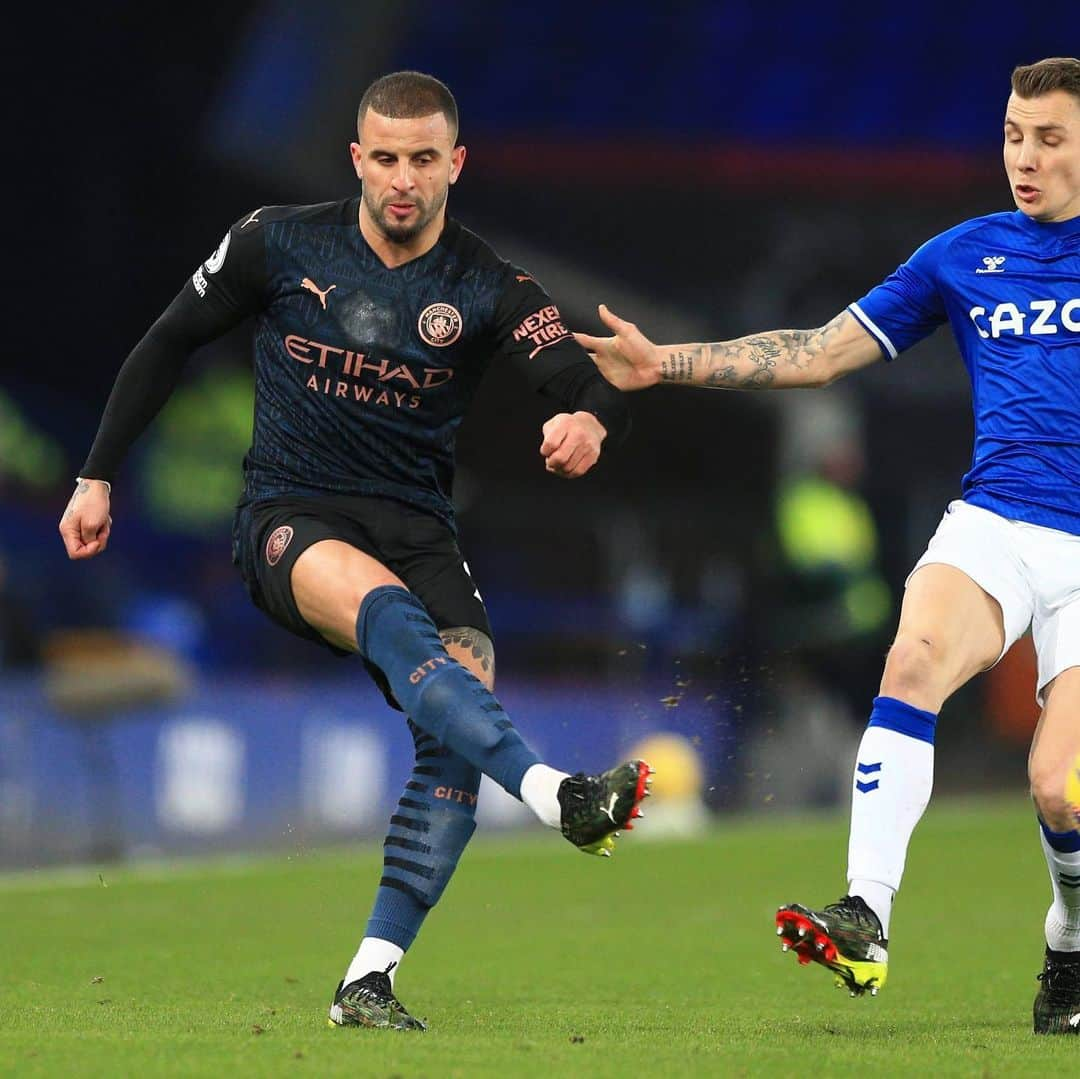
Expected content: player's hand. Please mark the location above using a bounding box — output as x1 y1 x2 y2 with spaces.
58 479 112 560
573 304 662 392
540 411 607 479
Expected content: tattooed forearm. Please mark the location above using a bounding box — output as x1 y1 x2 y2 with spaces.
659 350 698 383
704 365 738 387
668 312 855 391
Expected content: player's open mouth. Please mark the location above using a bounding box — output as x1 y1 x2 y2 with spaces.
1015 184 1040 202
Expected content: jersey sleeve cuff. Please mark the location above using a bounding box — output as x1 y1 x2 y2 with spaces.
76 476 112 492
848 302 898 361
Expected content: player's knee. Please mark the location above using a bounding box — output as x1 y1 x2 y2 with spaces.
1029 759 1074 831
880 632 948 699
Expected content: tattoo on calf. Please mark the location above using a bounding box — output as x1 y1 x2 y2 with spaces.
439 627 494 676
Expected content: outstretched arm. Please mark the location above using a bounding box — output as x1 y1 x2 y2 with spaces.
574 304 883 392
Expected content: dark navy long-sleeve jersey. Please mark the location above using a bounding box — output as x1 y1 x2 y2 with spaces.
81 197 628 526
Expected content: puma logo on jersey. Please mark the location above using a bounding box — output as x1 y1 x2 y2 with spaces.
601 792 620 824
241 208 263 228
975 255 1006 274
968 298 1080 338
515 274 534 283
301 277 337 309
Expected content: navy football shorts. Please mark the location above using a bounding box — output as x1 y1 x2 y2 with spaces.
232 494 491 706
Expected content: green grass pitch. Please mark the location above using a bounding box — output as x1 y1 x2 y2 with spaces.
1 797 1075 1076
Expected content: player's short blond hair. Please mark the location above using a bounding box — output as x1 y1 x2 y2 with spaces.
1011 57 1080 104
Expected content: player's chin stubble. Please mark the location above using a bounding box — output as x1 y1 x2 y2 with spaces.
367 186 448 244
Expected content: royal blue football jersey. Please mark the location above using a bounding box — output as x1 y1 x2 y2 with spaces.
849 210 1080 535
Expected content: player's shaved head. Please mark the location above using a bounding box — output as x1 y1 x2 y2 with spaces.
358 71 459 143
1011 57 1080 105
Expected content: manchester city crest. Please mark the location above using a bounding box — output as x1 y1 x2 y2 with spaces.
265 525 294 567
418 303 463 347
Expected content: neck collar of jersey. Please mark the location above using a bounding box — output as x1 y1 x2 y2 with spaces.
1012 208 1080 236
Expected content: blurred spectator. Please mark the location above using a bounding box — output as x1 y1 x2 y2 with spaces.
745 392 893 809
770 390 892 707
0 550 42 669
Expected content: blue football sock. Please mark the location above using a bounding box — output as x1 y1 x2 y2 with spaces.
355 585 541 796
366 721 481 950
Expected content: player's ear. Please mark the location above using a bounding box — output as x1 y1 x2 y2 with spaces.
449 144 466 185
349 142 364 181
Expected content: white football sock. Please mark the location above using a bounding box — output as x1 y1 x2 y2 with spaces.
846 725 934 939
1040 829 1080 952
519 763 568 828
343 937 404 987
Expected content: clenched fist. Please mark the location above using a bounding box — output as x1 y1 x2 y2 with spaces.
539 411 607 479
58 479 112 560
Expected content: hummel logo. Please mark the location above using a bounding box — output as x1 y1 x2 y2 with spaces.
241 208 263 229
301 277 337 309
975 255 1006 274
601 792 620 824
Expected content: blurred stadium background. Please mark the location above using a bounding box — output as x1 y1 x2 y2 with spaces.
1 1 1070 867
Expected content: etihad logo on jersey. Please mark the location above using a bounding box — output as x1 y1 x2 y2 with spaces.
512 304 571 359
975 255 1006 274
284 334 453 410
968 298 1080 339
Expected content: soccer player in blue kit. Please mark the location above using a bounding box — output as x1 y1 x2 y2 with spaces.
58 72 652 1031
577 57 1080 1033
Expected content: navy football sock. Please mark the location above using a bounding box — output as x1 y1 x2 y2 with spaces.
365 721 481 949
355 585 541 796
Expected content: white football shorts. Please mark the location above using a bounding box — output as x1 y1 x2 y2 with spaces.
907 500 1080 703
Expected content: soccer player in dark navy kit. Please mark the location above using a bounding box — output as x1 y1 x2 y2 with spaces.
59 72 652 1031
579 57 1080 1034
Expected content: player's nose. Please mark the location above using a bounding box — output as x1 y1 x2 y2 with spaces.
1015 141 1038 170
